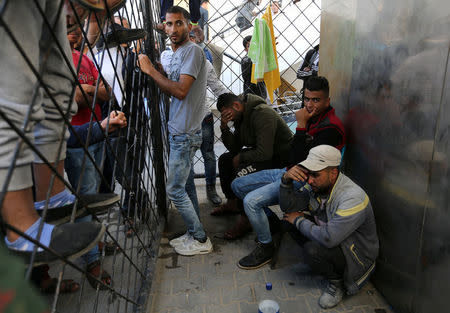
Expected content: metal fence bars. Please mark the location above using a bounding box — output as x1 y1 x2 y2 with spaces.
179 0 322 177
0 0 169 312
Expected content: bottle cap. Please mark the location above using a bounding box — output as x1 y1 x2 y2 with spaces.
266 282 272 290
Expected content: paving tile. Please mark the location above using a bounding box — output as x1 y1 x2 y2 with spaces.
203 272 235 289
204 249 234 265
172 273 203 294
150 293 187 312
283 275 322 298
211 258 239 274
150 277 173 295
188 290 221 306
222 285 255 304
205 303 239 313
169 304 204 313
189 262 216 277
235 268 267 286
254 281 288 301
239 301 261 313
155 260 188 281
277 295 311 313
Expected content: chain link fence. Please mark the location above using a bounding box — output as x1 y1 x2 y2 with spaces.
0 0 168 312
183 0 322 176
0 0 321 312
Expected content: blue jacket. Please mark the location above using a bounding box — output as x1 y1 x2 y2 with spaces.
67 122 105 148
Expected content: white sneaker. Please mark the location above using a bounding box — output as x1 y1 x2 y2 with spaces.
174 237 213 256
169 232 192 248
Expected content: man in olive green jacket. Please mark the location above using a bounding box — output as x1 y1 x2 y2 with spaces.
212 92 293 240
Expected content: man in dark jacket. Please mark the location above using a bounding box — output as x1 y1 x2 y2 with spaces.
282 145 379 309
297 44 319 83
232 76 345 268
213 93 293 239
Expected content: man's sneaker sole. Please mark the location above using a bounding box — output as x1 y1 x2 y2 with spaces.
86 194 121 209
175 246 213 256
42 194 120 225
27 224 106 267
237 258 272 270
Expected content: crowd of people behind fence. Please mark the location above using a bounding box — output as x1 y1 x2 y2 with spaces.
0 0 378 311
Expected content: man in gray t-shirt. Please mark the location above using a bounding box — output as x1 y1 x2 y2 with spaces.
138 6 211 256
167 40 207 134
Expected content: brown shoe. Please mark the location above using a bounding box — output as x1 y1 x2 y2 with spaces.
210 199 240 216
223 214 252 240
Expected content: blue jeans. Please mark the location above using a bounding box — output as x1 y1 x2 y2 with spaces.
231 168 285 243
200 113 217 186
167 131 206 241
65 142 103 194
186 168 200 216
65 141 103 265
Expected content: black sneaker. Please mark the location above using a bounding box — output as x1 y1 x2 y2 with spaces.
37 193 120 225
10 222 106 266
238 241 275 270
206 185 222 206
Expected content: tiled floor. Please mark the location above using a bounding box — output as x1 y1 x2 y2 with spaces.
146 180 395 313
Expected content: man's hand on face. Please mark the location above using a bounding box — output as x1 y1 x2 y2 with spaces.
283 211 304 224
137 54 154 76
220 109 233 129
295 106 316 128
283 165 309 183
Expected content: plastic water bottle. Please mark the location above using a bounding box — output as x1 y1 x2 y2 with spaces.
258 283 280 313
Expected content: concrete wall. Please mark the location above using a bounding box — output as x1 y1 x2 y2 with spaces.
320 1 450 312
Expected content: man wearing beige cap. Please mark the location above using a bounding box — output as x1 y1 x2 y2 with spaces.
281 145 379 309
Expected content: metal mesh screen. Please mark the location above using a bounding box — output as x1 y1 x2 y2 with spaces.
0 0 321 311
184 0 322 175
0 0 168 312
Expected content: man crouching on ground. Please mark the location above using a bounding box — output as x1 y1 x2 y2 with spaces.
281 145 379 309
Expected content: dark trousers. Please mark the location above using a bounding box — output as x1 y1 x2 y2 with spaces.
284 221 346 280
218 151 273 199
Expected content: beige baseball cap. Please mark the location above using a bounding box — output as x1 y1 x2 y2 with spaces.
299 145 341 172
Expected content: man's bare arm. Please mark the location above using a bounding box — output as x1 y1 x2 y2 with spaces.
138 54 195 100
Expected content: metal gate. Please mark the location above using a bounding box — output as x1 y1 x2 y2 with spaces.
0 0 168 312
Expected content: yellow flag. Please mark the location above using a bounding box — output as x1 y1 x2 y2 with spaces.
251 6 281 103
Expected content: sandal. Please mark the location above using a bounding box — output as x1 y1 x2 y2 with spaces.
124 219 136 238
210 199 240 216
33 264 80 294
98 241 120 256
223 214 252 240
86 260 112 290
41 278 80 294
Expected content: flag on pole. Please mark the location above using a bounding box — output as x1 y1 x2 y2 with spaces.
249 6 281 103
